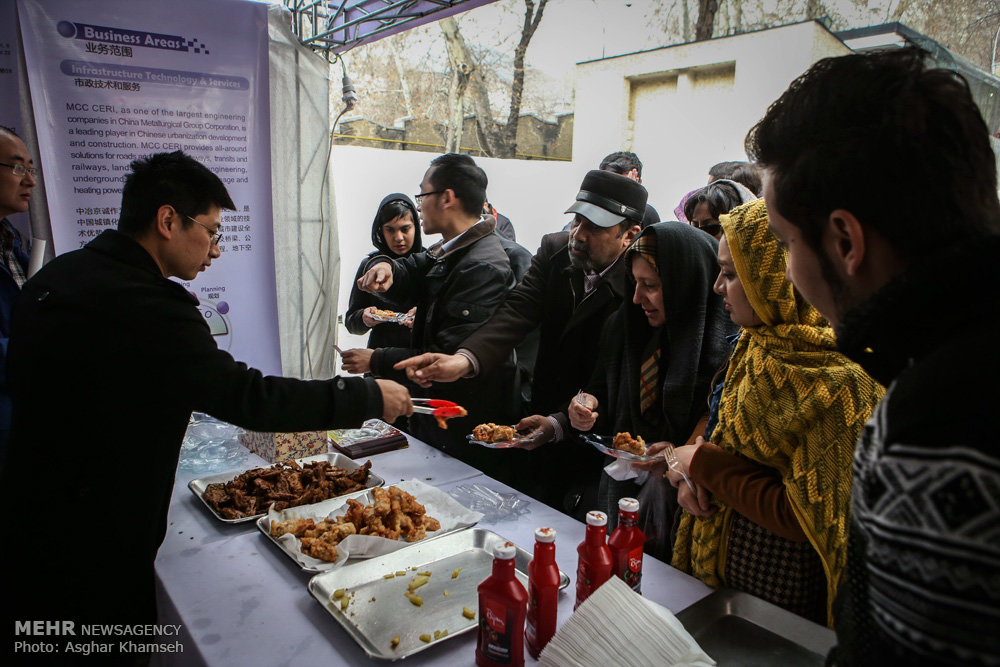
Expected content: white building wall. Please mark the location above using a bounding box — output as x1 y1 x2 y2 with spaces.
573 21 850 219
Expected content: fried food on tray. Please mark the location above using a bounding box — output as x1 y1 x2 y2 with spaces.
270 485 440 562
612 432 646 456
203 459 372 519
471 423 517 443
435 406 467 430
371 308 400 318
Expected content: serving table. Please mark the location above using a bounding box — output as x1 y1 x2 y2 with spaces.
153 432 713 666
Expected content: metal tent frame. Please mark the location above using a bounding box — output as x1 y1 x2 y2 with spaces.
282 0 495 56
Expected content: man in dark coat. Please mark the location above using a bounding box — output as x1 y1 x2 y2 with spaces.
349 154 518 484
0 126 35 466
0 151 412 663
747 48 1000 664
396 170 646 516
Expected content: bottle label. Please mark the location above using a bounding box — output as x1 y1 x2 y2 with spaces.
526 581 540 646
624 546 643 592
479 596 512 662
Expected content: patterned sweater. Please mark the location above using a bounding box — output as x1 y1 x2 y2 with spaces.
829 235 1000 666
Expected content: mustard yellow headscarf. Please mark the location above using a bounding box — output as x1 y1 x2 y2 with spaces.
671 199 884 626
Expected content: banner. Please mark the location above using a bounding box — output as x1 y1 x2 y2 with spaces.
17 0 282 375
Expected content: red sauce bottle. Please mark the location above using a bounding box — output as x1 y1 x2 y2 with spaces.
477 541 528 667
608 497 645 593
575 511 613 609
526 527 559 658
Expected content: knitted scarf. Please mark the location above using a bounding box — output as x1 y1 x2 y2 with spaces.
671 199 884 625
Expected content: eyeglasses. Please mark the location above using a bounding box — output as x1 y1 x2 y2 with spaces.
414 190 445 205
0 162 38 177
182 213 222 245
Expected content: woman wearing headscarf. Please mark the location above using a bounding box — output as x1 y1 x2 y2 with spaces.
667 199 883 625
345 194 422 349
569 221 737 553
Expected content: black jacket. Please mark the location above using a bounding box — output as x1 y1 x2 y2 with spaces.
0 230 382 634
829 235 1000 666
344 193 422 349
460 231 631 511
586 222 735 444
368 219 519 481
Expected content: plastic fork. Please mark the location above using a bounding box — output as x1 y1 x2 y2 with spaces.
663 442 697 496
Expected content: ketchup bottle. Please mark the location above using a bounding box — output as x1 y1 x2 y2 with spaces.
608 497 645 593
575 511 613 609
526 527 559 658
477 541 528 667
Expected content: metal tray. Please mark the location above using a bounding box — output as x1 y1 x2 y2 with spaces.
188 452 385 524
256 485 476 573
675 589 836 666
307 527 570 660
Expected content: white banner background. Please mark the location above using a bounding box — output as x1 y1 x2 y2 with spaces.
17 0 282 375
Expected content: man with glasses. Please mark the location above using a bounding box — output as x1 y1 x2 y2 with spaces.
0 126 36 467
0 151 412 654
353 153 518 483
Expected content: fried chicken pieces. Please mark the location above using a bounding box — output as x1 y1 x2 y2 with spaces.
202 459 372 520
269 486 442 563
434 406 468 430
472 423 517 443
612 432 646 456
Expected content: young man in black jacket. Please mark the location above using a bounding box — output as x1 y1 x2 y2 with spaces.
0 151 412 663
747 48 1000 664
351 153 518 483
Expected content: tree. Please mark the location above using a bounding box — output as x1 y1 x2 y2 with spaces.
439 0 548 158
695 0 719 40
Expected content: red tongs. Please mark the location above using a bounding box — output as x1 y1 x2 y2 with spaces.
411 398 467 417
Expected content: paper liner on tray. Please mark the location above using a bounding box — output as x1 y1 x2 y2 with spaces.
263 479 482 571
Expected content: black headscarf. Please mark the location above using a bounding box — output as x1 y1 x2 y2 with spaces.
370 193 422 257
601 221 736 443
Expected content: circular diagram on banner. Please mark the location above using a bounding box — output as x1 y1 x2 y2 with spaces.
198 299 232 351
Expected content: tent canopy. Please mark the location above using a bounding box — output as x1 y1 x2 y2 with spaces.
283 0 496 55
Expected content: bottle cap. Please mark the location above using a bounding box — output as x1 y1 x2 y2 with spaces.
535 527 556 543
494 541 517 559
619 497 640 513
585 511 607 527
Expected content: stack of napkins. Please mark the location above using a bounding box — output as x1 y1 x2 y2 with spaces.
539 577 715 667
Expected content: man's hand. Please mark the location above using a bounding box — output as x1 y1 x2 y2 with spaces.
402 307 417 329
393 352 473 388
514 415 555 451
340 348 374 374
375 379 413 422
360 306 380 328
676 480 716 518
357 262 393 293
568 392 598 431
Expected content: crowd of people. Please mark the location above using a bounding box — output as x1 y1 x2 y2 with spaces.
0 46 997 666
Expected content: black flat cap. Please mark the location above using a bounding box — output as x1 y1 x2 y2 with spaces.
565 170 648 228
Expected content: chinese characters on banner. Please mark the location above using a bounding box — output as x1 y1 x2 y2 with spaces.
16 0 282 375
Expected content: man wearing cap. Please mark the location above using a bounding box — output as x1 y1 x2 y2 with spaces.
394 170 645 516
